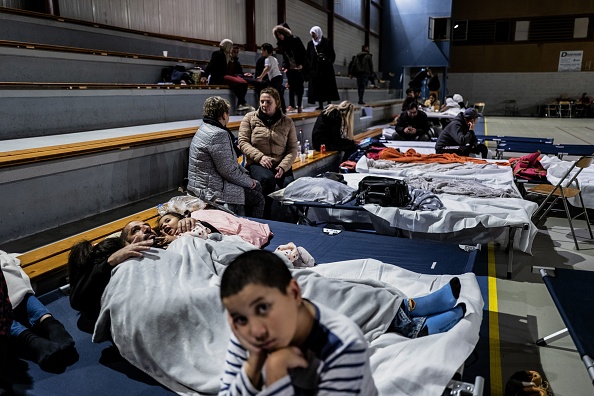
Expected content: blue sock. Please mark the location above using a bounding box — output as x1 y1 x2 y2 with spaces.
418 303 466 337
404 277 460 318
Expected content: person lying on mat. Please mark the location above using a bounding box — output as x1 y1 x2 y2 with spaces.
1 251 78 373
158 211 272 248
68 219 190 321
218 250 465 395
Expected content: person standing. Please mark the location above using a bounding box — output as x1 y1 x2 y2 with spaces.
306 26 340 110
426 68 440 99
273 24 308 113
256 43 286 113
349 45 374 105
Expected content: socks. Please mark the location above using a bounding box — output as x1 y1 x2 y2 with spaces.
37 316 75 351
16 329 65 373
404 277 461 318
418 303 466 337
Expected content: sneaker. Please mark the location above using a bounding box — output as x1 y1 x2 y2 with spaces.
358 101 366 105
286 106 295 112
237 104 249 111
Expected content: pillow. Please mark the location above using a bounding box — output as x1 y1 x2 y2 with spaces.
269 177 356 204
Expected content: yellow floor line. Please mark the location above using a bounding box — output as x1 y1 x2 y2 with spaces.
488 242 503 394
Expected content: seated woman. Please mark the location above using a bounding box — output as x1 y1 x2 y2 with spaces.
424 93 440 111
187 96 265 218
201 39 253 112
239 87 298 219
1 251 77 372
311 100 358 162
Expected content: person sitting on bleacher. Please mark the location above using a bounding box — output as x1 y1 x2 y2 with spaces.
311 100 358 161
392 102 431 141
187 96 265 218
435 108 488 158
201 39 254 112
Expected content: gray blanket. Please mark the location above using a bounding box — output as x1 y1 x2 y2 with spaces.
94 234 482 395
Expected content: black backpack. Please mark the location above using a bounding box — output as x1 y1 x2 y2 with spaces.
356 176 410 207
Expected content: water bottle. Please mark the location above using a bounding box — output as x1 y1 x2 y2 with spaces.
304 139 310 154
299 129 304 150
297 140 302 155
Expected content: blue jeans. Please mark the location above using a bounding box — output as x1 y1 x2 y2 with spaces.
356 74 369 103
389 305 426 339
10 293 50 337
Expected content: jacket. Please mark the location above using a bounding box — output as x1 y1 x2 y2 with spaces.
203 49 228 85
238 111 298 172
356 51 374 76
273 25 308 75
188 120 253 205
435 113 477 150
395 110 430 138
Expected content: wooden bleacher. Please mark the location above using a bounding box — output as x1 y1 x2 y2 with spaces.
0 112 320 168
15 126 384 285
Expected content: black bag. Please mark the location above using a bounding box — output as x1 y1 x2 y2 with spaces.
356 176 410 207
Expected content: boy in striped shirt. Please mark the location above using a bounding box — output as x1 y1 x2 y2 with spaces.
218 250 378 395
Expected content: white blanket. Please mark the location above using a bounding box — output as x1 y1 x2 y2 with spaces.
94 235 483 396
338 167 538 252
541 155 594 209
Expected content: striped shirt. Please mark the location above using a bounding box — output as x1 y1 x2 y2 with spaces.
218 301 378 395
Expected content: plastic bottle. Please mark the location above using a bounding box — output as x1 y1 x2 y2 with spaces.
299 129 304 151
304 139 310 154
297 141 301 155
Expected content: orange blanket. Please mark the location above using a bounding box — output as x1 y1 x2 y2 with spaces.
378 147 509 166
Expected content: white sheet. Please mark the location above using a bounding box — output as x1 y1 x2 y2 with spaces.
94 235 483 396
345 159 538 253
540 155 594 209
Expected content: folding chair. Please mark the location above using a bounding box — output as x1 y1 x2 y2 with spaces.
527 155 594 250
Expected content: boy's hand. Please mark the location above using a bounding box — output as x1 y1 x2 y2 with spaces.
264 347 308 385
227 313 267 387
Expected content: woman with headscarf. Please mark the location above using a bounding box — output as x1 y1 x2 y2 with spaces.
306 26 340 110
311 100 358 162
273 24 308 113
201 39 253 112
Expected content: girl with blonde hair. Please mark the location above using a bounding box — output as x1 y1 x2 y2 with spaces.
312 100 358 161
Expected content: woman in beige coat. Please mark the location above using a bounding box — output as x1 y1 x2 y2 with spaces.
239 87 298 218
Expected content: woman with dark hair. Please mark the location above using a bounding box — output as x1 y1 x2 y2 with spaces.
201 39 253 112
306 26 339 110
239 87 298 219
273 23 308 113
187 96 265 218
312 100 358 161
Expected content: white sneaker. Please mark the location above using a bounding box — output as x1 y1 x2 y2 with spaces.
237 104 249 111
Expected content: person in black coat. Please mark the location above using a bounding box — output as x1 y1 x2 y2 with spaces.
311 101 357 161
435 108 488 158
393 102 431 141
306 26 340 110
273 23 308 113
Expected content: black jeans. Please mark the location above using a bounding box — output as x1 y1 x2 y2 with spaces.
356 74 369 103
248 164 294 219
286 69 304 108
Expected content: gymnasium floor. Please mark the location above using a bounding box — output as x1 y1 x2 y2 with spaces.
2 115 594 395
473 116 594 395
